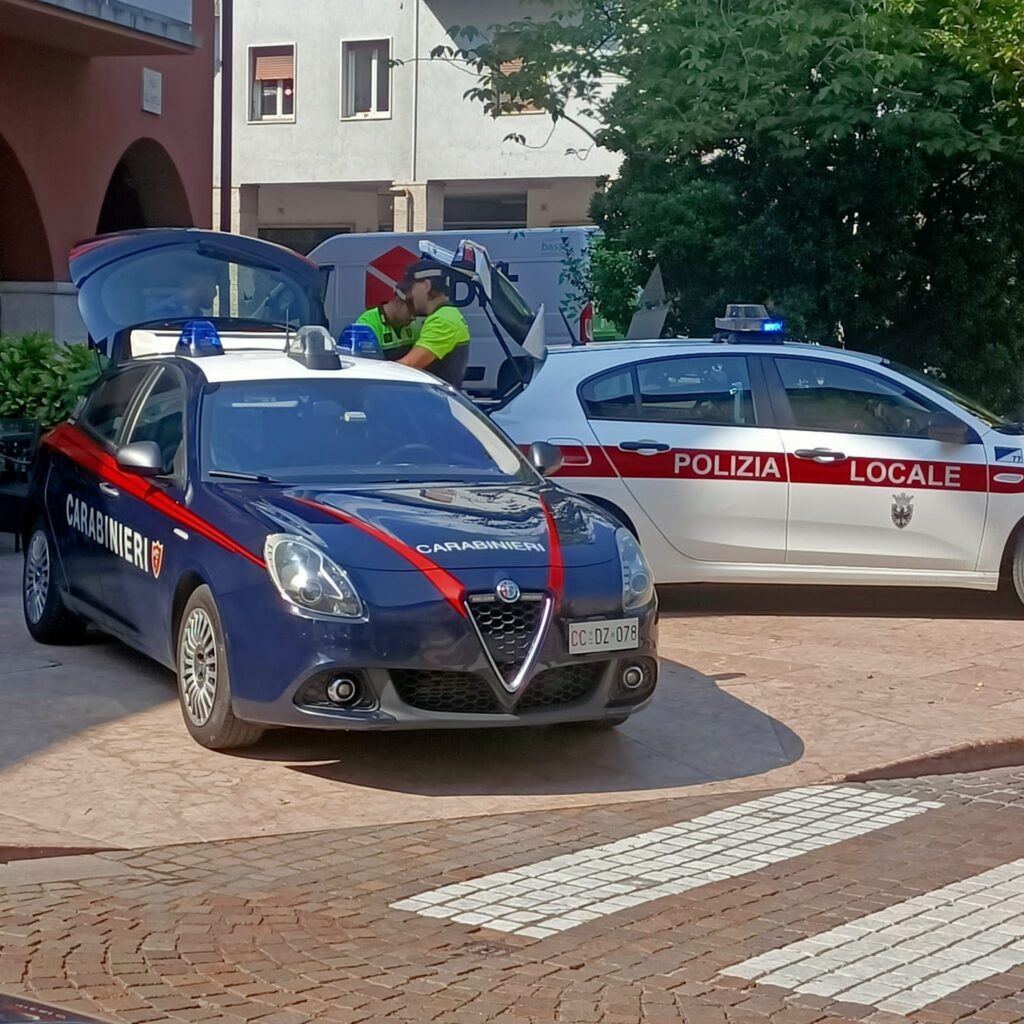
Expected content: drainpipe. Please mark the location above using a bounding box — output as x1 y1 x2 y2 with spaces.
219 0 233 232
411 0 420 184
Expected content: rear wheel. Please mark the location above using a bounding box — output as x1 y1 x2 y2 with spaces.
1009 531 1024 607
176 585 263 751
23 521 86 644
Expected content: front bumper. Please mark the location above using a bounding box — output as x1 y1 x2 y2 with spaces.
219 567 658 731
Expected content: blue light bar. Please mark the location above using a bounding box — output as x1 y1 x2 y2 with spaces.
176 320 223 357
761 320 785 333
339 323 383 359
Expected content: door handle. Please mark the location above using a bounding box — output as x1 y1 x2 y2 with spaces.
99 482 120 497
794 448 847 464
619 440 671 454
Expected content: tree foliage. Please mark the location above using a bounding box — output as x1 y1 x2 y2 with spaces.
443 0 1024 410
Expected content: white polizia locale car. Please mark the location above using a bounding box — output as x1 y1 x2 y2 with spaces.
493 309 1024 602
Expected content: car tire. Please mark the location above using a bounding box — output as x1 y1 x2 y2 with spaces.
176 585 264 751
22 520 87 644
1010 531 1024 608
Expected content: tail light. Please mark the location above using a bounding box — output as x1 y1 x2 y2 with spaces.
579 302 594 345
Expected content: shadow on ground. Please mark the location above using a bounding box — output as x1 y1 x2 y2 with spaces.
244 659 805 796
657 583 1024 620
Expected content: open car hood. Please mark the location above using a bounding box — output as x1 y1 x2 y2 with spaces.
68 229 328 355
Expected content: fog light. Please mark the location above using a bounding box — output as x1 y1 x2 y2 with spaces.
326 676 359 705
621 665 646 690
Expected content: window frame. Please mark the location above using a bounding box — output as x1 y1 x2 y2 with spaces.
78 365 158 451
122 364 189 486
577 353 767 429
492 31 543 116
766 354 960 440
248 43 297 124
340 36 393 121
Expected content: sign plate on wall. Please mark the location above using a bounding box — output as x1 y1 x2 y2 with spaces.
142 68 163 115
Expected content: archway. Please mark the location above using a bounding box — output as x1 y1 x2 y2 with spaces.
96 138 193 235
0 134 54 281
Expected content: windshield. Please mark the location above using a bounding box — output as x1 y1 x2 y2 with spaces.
890 362 1009 429
79 245 323 338
201 379 538 485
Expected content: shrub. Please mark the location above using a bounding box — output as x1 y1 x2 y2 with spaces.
0 334 107 428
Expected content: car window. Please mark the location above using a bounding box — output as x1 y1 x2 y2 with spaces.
79 366 152 446
637 356 755 425
579 367 637 419
775 356 940 438
201 379 537 485
126 367 187 479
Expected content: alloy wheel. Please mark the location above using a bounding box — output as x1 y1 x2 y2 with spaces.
24 531 50 625
179 608 218 726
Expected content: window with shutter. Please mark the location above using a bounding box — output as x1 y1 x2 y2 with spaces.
249 45 295 121
494 34 540 114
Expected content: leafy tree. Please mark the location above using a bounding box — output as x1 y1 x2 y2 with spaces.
441 0 1024 411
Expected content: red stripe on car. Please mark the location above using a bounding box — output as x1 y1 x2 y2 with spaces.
291 496 468 617
43 423 266 568
540 496 565 602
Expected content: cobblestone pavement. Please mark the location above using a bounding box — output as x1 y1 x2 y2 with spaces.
2 769 1023 1024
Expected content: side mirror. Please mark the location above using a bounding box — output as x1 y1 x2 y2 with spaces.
116 440 165 478
927 411 976 445
529 441 564 477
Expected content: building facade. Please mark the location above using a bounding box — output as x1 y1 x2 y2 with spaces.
219 0 619 250
0 0 215 340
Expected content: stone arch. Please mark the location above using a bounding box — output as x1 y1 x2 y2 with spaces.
96 137 193 234
0 133 54 281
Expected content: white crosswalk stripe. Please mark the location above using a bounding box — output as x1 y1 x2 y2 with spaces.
722 857 1024 1014
391 786 941 939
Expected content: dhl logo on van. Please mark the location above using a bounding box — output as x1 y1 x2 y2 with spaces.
550 445 1009 492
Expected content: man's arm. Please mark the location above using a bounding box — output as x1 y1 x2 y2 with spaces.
398 346 437 370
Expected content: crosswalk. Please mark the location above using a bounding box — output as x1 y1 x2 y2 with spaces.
722 858 1024 1015
392 786 940 939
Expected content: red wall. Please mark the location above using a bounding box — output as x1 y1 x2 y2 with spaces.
0 0 214 282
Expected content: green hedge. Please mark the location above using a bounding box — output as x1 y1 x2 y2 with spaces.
0 334 107 428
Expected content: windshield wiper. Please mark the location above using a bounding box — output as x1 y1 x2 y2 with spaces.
208 470 286 484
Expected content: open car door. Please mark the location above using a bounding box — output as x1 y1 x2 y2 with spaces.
419 239 545 409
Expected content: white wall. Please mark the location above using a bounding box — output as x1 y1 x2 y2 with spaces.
414 0 618 183
230 0 620 188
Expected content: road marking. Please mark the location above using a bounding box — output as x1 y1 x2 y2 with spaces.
722 857 1024 1014
391 786 941 939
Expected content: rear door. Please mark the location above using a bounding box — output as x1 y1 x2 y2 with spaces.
581 352 789 563
769 354 989 570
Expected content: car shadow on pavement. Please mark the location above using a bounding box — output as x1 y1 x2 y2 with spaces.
657 583 1024 620
247 659 804 796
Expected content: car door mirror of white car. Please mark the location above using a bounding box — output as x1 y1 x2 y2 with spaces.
927 411 978 445
116 440 166 478
529 441 564 477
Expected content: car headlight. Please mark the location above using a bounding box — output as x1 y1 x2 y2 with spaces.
616 527 654 612
264 534 364 619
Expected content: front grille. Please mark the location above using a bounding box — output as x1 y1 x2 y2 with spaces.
391 662 605 716
392 670 501 715
518 663 604 711
467 593 546 684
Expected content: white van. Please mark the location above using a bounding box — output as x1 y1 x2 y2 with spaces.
310 228 598 392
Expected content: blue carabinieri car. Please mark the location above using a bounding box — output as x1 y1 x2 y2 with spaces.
22 229 658 749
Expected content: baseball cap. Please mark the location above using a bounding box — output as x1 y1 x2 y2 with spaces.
400 259 449 291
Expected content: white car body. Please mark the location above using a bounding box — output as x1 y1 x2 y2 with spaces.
493 340 1024 591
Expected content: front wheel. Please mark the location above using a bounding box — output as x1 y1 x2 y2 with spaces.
176 585 263 751
23 521 86 644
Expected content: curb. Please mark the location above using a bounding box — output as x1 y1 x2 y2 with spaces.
843 737 1024 782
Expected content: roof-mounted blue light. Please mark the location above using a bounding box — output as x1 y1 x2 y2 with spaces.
339 323 383 360
713 304 787 344
176 320 223 357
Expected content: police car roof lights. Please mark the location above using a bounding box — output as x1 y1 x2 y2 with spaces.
288 325 342 370
713 304 786 344
176 320 224 357
338 323 383 360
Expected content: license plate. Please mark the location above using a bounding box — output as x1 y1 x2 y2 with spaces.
568 618 640 655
